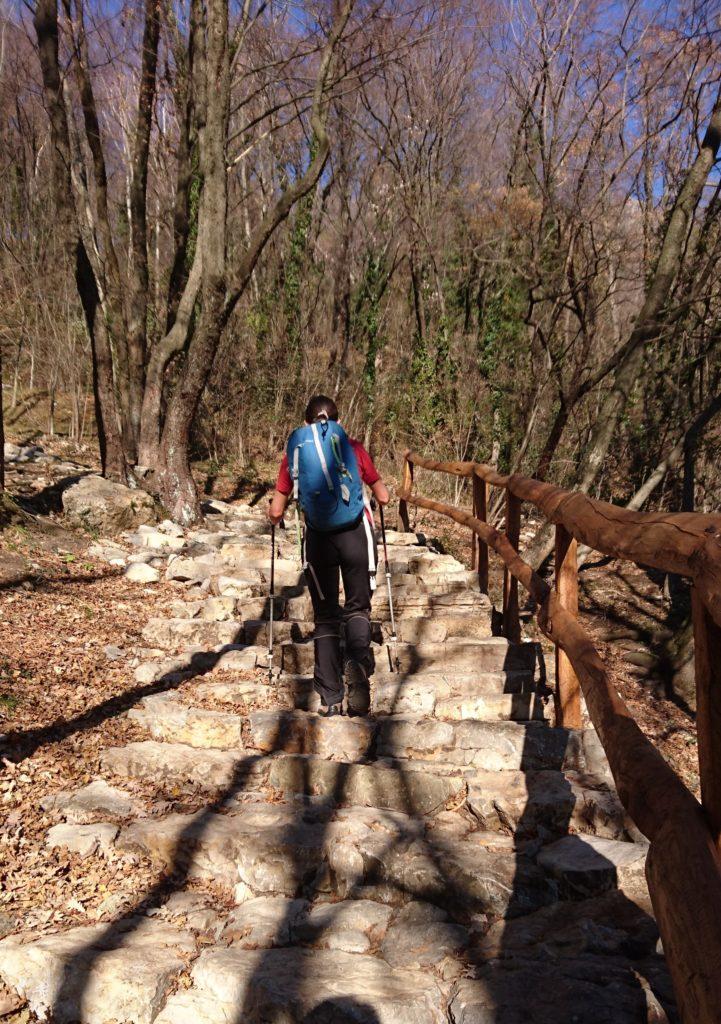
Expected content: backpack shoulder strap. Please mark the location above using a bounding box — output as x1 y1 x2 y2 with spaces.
310 421 334 493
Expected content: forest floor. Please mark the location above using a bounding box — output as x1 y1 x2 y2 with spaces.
0 432 699 1003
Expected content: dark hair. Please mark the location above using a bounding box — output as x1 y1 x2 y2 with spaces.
304 394 339 423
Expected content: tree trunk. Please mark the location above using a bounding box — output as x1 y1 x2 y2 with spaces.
137 246 203 468
0 336 5 493
157 0 355 522
156 0 229 522
125 0 162 454
34 0 128 483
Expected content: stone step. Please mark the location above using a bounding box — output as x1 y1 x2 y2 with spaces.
244 611 493 645
267 754 466 816
375 717 584 771
100 741 263 793
267 671 538 719
281 638 537 676
155 946 449 1024
129 696 244 750
117 801 554 920
0 917 198 1024
246 710 375 762
466 768 630 839
371 672 538 715
142 617 244 649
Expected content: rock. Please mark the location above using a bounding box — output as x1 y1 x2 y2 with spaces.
154 892 223 936
46 822 118 858
129 698 244 749
124 562 161 583
449 959 665 1023
478 890 660 960
216 574 264 598
103 644 125 661
376 717 455 759
466 769 628 839
141 617 244 649
212 647 258 671
381 902 468 973
158 520 185 537
118 804 331 895
101 741 254 793
268 756 465 816
165 556 222 584
40 779 138 823
199 596 237 621
4 443 45 464
537 834 649 899
135 527 185 551
222 896 309 947
0 919 195 1024
293 899 394 954
450 721 584 772
62 475 156 533
247 711 373 761
86 541 128 564
126 551 156 564
154 947 448 1024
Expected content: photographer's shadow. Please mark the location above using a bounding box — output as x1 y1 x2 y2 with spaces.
303 998 381 1023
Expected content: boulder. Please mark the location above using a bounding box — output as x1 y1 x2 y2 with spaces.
63 476 156 533
124 562 160 584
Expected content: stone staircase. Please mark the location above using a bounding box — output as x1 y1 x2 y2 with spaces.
0 503 676 1023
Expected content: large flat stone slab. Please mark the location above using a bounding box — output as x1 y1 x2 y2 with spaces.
293 899 394 954
449 958 669 1023
268 755 465 815
41 779 139 823
0 919 195 1024
129 696 244 749
141 618 244 649
375 718 584 771
467 769 629 839
537 834 648 900
101 741 258 792
155 946 448 1023
281 639 536 677
371 670 534 717
248 711 374 761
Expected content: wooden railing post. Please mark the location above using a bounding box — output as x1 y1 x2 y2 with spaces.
555 524 582 729
398 457 413 532
471 474 489 594
502 491 521 643
693 588 721 847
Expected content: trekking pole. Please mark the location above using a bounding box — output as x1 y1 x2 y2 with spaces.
268 520 276 682
379 504 400 673
294 502 303 565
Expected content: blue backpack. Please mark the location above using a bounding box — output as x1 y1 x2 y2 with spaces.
287 419 365 531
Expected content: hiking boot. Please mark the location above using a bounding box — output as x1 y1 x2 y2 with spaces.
321 702 344 718
345 659 371 717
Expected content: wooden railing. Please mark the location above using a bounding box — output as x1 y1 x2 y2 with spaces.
398 450 721 1024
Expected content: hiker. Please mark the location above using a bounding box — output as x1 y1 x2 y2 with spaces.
268 395 390 717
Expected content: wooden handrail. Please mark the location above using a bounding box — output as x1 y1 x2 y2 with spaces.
397 450 721 1024
404 449 721 628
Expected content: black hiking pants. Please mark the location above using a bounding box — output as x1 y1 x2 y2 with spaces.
304 514 377 707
